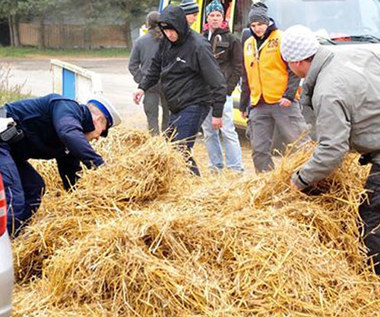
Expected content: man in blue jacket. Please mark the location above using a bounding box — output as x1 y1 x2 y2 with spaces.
0 94 121 237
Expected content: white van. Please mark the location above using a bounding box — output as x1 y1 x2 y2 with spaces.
232 0 380 128
160 0 380 129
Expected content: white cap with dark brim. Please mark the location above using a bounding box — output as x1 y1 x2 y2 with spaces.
87 95 122 136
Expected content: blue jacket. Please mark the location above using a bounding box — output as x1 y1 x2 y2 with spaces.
4 94 104 189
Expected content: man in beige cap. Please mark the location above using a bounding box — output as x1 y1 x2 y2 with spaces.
240 3 309 173
282 24 380 275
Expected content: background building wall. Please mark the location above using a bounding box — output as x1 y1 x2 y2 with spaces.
18 23 128 48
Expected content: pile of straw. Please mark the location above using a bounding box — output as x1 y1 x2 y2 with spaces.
12 127 380 316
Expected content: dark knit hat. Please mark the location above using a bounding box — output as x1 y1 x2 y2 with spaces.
146 11 160 29
249 2 270 24
180 0 199 15
206 0 224 16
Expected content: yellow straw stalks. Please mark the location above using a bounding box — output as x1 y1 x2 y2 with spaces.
12 127 380 316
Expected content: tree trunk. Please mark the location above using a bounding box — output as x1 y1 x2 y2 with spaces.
124 0 132 49
13 19 20 47
83 0 93 50
38 18 45 49
84 23 92 50
123 20 132 50
59 16 66 49
8 16 14 46
8 15 20 47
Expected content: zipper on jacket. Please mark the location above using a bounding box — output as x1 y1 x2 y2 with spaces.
254 38 265 103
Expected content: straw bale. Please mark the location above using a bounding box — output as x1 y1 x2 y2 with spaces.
12 128 380 316
14 128 190 283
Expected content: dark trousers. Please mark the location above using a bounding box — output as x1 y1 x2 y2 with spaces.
167 104 210 176
0 143 45 237
359 164 380 275
143 85 170 135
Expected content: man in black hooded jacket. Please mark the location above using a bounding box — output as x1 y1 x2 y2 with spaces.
133 5 226 176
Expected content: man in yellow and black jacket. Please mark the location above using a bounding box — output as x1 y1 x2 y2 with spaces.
240 2 309 173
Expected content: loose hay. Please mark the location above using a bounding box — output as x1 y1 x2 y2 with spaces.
12 127 380 316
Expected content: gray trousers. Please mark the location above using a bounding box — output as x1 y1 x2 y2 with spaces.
143 84 170 135
248 101 310 173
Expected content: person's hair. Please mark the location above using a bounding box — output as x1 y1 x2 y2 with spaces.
146 11 162 41
87 103 103 117
147 11 160 29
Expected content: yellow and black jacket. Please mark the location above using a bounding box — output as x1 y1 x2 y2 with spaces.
240 22 300 112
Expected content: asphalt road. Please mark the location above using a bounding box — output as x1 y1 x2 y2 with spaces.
0 57 146 129
0 57 256 174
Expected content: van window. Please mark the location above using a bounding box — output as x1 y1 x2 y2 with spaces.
359 0 380 36
265 0 380 40
232 0 380 42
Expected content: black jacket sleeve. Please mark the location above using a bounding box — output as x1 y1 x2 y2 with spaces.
226 35 242 96
56 154 82 190
283 64 301 101
197 42 227 118
240 36 251 113
128 40 143 84
138 41 162 92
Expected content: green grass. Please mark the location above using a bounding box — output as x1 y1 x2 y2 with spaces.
0 64 31 103
0 88 30 104
0 46 130 58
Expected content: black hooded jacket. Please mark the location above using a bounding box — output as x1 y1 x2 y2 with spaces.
138 5 226 117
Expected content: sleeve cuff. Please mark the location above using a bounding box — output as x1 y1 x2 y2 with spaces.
291 170 309 190
211 102 224 118
283 93 295 101
137 84 146 91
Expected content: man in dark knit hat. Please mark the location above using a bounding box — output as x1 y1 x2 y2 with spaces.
180 0 199 26
201 0 244 173
240 2 309 173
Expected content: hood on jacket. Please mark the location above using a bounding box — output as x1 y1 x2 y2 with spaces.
159 5 190 45
301 46 334 110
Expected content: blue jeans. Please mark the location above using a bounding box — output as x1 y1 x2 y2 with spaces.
202 96 243 171
167 104 210 176
0 143 45 237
